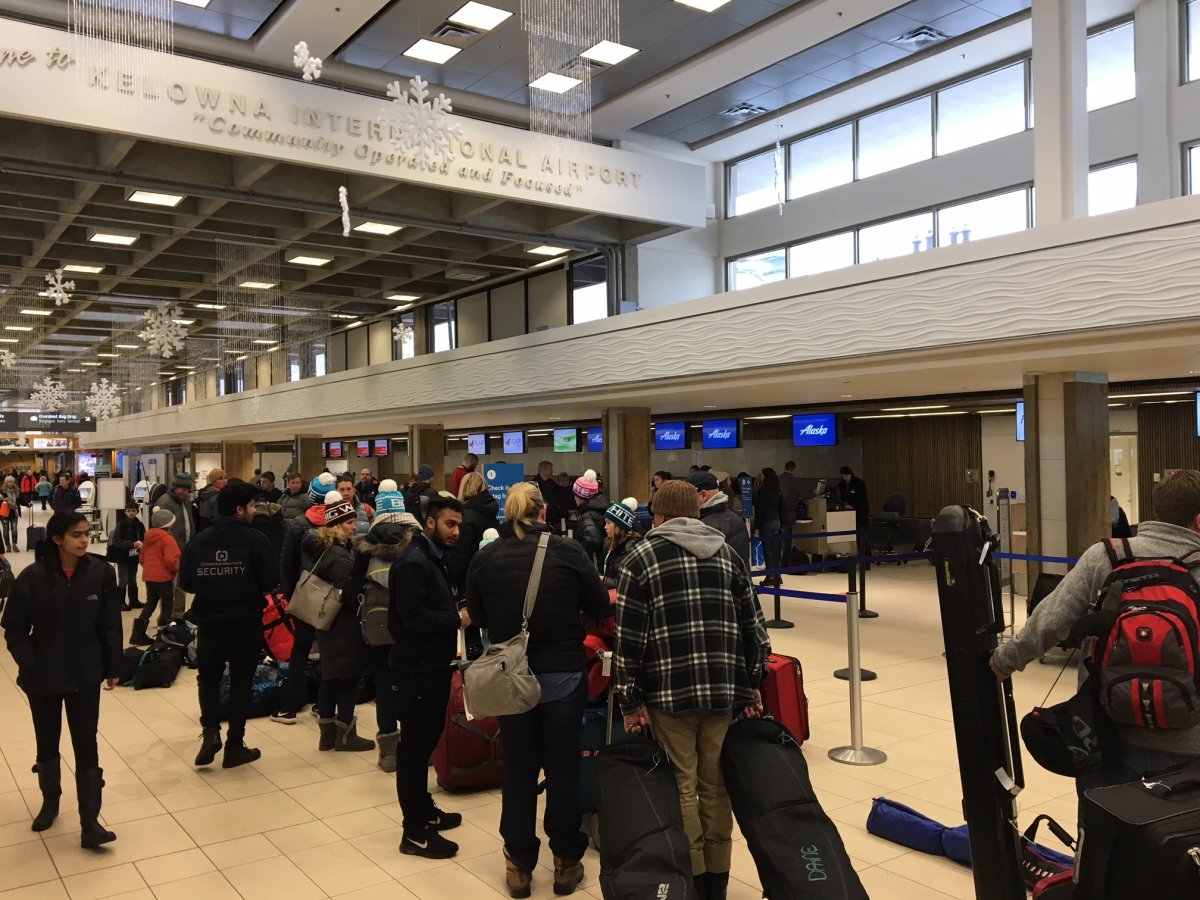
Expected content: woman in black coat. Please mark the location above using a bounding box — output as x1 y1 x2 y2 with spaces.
1 512 122 848
465 483 610 897
448 471 500 594
301 500 373 753
754 467 788 587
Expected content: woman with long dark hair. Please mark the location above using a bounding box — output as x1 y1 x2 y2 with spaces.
1 511 122 847
754 467 787 587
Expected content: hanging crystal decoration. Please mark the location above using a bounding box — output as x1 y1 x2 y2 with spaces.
522 0 619 144
773 136 785 217
216 240 282 364
68 0 174 111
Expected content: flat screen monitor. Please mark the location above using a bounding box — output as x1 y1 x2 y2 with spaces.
587 426 603 452
115 451 125 475
792 413 837 447
553 428 578 453
467 433 488 456
702 419 739 450
356 440 371 458
1016 401 1026 442
373 439 390 458
503 431 526 455
327 441 343 460
320 441 328 459
655 422 687 451
812 478 826 499
78 453 97 476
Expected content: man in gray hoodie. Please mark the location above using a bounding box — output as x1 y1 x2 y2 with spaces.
613 479 770 900
688 470 750 569
992 469 1200 783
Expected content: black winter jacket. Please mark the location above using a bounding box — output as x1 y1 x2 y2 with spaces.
180 516 279 625
388 532 459 671
754 483 787 526
303 534 366 680
2 553 122 694
602 532 644 589
403 481 438 522
467 522 609 675
573 494 610 568
447 491 500 594
107 515 146 563
700 497 751 567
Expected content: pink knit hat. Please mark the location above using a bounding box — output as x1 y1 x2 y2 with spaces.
573 468 600 499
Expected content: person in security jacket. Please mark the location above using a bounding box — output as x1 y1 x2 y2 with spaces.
180 481 279 770
1 511 123 848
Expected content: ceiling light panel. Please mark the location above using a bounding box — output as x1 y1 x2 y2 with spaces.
19 309 51 316
238 281 277 290
387 294 420 303
404 39 461 64
530 72 582 93
448 2 513 30
127 189 185 207
673 0 732 10
87 228 138 246
353 222 403 236
581 40 639 65
528 245 569 256
287 254 333 267
62 264 104 274
195 303 225 310
173 0 212 7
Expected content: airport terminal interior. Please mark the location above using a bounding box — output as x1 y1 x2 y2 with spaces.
0 0 1199 896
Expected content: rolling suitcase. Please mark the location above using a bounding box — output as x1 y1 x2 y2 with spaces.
596 734 694 900
25 525 45 553
432 669 504 791
761 653 809 743
721 717 868 899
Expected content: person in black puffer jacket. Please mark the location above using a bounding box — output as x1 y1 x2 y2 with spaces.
601 497 644 589
448 471 499 659
107 501 147 610
302 498 374 754
2 512 122 848
466 483 610 897
570 469 609 571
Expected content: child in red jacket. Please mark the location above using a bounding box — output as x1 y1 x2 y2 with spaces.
130 508 181 645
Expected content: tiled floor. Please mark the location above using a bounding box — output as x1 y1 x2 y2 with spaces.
0 511 1079 899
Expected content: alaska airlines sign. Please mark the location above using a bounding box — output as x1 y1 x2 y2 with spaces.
0 20 706 227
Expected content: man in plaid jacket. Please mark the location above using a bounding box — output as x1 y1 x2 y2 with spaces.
613 479 770 900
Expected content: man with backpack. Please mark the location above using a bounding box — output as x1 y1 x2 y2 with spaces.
992 470 1200 787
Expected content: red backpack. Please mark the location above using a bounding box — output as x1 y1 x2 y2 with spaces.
1079 539 1200 730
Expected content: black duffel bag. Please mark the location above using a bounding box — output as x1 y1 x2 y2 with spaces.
132 641 184 690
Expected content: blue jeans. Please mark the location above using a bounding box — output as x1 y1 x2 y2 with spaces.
759 519 782 574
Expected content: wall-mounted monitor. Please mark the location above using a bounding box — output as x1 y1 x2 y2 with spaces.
503 431 526 455
373 439 390 458
702 419 740 450
655 422 687 451
1016 401 1026 442
553 428 579 453
115 451 125 475
327 441 344 459
320 441 329 459
792 413 837 447
356 440 371 458
587 426 603 452
467 433 489 456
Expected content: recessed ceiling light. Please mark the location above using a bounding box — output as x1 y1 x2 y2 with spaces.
403 39 461 64
330 313 358 320
841 394 854 399
673 0 732 10
67 368 84 372
159 371 175 376
175 365 197 370
81 362 102 367
528 245 569 256
1111 391 1193 399
252 340 277 345
530 72 582 93
173 0 212 7
19 309 51 316
448 1 513 30
581 40 639 65
96 353 119 358
195 303 226 310
853 414 907 420
4 326 33 332
127 189 185 207
172 318 195 325
115 344 140 349
880 404 950 412
345 321 363 328
239 281 277 290
62 264 105 274
387 294 420 303
287 254 333 267
87 228 138 246
0 339 18 344
353 221 402 236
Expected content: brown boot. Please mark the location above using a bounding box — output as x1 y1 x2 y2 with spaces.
552 855 584 895
504 849 532 899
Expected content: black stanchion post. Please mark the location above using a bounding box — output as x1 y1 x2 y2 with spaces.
857 558 879 619
762 583 794 630
835 561 877 681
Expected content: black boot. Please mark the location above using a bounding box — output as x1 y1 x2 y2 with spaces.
703 872 729 900
692 874 708 900
31 758 60 832
129 618 152 647
222 738 261 769
194 727 222 766
76 767 116 849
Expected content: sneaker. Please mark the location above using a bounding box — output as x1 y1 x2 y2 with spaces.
309 705 319 717
428 806 462 831
270 710 297 725
222 741 262 769
399 830 458 859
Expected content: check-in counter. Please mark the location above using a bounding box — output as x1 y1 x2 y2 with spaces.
792 498 858 555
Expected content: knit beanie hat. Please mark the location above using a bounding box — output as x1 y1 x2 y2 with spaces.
151 507 175 529
604 497 639 532
651 480 699 520
373 479 418 527
573 469 600 499
479 527 500 549
324 498 357 526
324 489 343 506
170 472 193 491
308 472 335 504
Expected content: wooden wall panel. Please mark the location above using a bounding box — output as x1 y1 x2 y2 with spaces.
843 415 984 519
1137 403 1200 521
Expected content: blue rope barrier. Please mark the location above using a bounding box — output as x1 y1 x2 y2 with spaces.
857 551 932 565
993 552 1078 565
752 558 855 578
755 586 847 604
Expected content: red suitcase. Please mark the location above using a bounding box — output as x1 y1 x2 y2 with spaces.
1032 870 1074 898
432 669 505 791
761 654 809 744
262 594 295 661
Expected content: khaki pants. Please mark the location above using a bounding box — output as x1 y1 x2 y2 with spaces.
172 579 190 619
648 709 733 876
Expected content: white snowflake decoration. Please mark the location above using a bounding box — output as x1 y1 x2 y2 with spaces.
293 41 323 82
393 321 414 343
338 185 351 238
139 304 188 358
85 378 121 421
0 349 15 369
29 377 68 412
381 76 463 167
44 268 75 306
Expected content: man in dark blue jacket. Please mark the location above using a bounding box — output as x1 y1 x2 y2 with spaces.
181 481 279 770
389 495 467 859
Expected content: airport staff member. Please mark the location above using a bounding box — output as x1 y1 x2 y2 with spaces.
838 466 870 562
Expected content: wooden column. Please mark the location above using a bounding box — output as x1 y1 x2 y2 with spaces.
221 441 254 483
410 425 446 491
602 407 651 505
295 434 323 480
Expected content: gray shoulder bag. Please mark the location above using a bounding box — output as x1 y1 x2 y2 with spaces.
462 532 549 719
288 546 343 631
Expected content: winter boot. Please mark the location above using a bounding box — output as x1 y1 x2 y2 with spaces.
31 758 60 832
76 767 116 849
194 727 222 766
129 618 152 647
222 739 261 769
504 849 533 898
552 856 584 895
692 874 708 900
318 718 338 751
376 731 400 773
703 872 729 900
334 717 375 752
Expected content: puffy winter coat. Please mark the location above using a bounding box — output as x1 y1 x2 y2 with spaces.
140 527 180 583
303 532 367 680
572 494 610 569
447 490 499 594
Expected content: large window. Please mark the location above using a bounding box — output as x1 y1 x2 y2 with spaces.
164 377 186 407
1087 21 1135 110
1089 160 1138 215
788 232 855 277
727 249 786 290
857 96 932 179
936 63 1026 156
1187 0 1200 82
571 257 608 324
858 212 934 263
1188 143 1200 194
728 149 778 217
430 300 457 353
788 125 853 200
937 189 1030 245
393 312 416 360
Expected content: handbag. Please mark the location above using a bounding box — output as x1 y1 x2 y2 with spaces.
462 532 549 719
288 547 343 631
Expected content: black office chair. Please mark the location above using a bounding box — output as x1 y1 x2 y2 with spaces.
874 493 908 560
